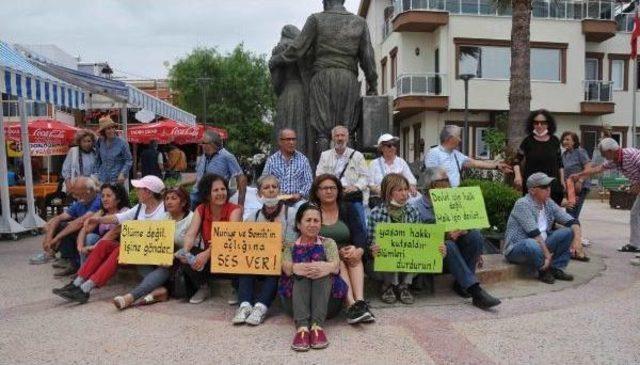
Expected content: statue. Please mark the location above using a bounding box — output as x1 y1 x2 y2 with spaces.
269 0 378 161
269 25 312 157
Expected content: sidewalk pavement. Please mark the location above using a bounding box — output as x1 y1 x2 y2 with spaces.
0 199 638 364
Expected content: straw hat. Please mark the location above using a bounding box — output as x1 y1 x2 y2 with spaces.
98 116 117 133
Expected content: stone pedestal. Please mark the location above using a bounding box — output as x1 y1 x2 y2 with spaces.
358 95 392 151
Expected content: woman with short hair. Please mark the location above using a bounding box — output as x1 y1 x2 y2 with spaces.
232 175 296 326
61 129 98 190
367 173 422 305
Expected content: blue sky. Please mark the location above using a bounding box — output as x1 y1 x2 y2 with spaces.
1 0 362 79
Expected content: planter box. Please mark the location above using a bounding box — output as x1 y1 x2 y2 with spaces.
609 190 635 210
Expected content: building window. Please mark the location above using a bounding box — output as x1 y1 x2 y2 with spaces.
585 58 599 81
390 47 398 88
475 127 491 159
381 57 387 94
456 42 564 82
608 54 629 91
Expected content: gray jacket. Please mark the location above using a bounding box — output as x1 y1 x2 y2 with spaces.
504 194 579 255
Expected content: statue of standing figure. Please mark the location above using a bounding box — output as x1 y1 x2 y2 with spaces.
269 25 313 158
270 0 378 163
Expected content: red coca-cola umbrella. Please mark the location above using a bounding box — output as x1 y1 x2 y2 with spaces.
127 120 227 145
4 119 80 144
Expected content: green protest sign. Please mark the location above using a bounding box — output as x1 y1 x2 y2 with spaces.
373 223 445 273
428 186 490 231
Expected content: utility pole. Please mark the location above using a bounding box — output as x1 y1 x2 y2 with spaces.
196 77 214 126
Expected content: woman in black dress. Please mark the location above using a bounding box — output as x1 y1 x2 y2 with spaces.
513 109 565 205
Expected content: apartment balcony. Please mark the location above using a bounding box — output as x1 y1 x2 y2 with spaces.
394 73 448 119
389 0 619 39
580 80 614 115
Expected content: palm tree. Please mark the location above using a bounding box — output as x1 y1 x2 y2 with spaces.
505 0 532 157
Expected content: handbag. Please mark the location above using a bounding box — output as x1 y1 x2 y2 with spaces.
169 265 191 299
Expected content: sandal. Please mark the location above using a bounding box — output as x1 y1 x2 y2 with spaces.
618 244 640 253
112 295 133 310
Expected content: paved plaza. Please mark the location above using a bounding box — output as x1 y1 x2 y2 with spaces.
0 199 638 364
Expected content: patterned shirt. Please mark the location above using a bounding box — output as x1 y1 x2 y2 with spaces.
603 147 640 184
262 150 313 197
504 194 578 255
95 137 133 184
366 202 421 248
192 148 243 195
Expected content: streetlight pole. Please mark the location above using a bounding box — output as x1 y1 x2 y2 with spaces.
459 73 475 155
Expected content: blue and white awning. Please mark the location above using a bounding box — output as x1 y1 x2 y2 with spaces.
0 42 85 109
127 85 195 126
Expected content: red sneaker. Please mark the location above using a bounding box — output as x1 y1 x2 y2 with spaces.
310 325 328 349
291 329 310 352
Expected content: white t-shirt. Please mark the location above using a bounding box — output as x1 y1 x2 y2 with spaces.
537 208 548 241
165 210 193 248
116 202 166 223
367 156 417 187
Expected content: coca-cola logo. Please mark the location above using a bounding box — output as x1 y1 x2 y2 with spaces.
33 128 65 140
170 126 199 137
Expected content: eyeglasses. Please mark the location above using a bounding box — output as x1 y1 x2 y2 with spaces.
533 120 548 125
319 185 338 192
280 137 297 141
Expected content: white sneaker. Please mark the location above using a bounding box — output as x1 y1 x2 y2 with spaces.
245 303 268 326
630 258 640 266
232 303 252 324
189 285 210 304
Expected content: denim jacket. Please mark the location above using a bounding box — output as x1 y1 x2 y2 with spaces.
95 137 133 184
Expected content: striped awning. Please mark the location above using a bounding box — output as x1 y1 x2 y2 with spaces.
127 85 196 126
0 42 85 109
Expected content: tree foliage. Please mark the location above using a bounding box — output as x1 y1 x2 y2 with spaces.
168 45 275 157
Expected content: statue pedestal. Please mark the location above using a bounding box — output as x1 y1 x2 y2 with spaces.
358 95 392 151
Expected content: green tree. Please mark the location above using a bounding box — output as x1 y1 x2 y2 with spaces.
168 44 275 157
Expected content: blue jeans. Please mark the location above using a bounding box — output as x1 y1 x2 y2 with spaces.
506 228 573 271
81 233 102 266
444 229 484 289
237 275 278 308
348 200 367 230
566 188 589 219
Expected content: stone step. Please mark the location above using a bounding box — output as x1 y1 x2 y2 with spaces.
114 254 526 298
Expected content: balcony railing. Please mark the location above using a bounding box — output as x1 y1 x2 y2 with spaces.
583 80 613 102
392 0 619 21
396 73 448 98
616 12 637 32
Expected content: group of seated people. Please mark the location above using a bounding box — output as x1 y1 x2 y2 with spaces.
33 164 583 351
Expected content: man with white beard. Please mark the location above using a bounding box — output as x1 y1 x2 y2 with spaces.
315 125 369 228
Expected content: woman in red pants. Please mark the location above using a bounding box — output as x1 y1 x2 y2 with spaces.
52 176 166 304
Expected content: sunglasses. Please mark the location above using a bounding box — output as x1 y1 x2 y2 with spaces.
533 120 548 125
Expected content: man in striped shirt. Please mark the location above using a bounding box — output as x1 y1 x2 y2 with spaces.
574 138 640 263
262 128 313 204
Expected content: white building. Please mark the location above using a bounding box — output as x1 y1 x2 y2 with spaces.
359 0 637 162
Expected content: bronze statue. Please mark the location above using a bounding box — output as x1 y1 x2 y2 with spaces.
270 0 378 161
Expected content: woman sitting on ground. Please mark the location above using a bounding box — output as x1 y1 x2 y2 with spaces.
309 174 373 324
280 203 347 352
232 175 296 325
368 173 423 305
52 176 166 304
77 183 130 266
113 187 194 309
181 173 242 304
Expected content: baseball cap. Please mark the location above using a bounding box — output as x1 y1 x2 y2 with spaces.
526 172 555 189
131 175 165 194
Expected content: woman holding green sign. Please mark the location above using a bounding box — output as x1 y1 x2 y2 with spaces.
367 173 425 305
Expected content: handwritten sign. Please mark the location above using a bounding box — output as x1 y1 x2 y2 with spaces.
210 222 282 275
119 220 176 266
373 223 445 273
429 186 490 231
